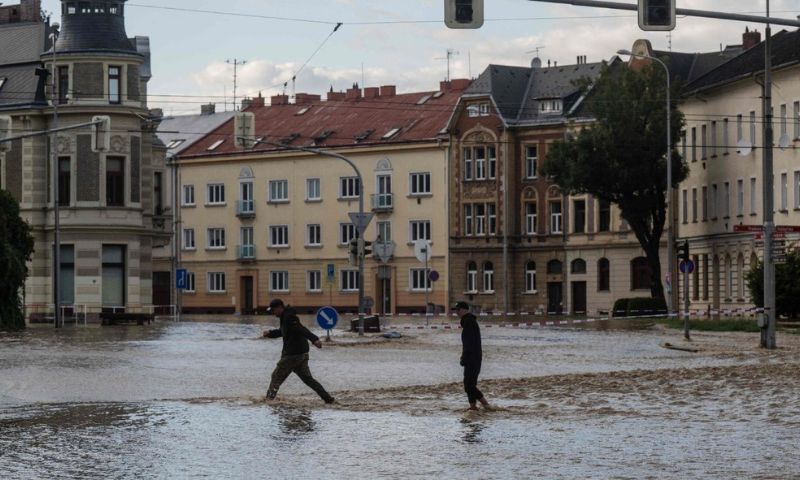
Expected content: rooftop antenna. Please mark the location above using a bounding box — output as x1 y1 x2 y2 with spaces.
525 46 546 58
226 58 247 111
435 48 459 82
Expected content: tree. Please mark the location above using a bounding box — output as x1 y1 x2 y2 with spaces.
541 62 687 302
746 248 800 319
0 189 34 330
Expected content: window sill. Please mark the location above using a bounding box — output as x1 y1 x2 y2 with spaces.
269 291 290 294
183 291 196 295
205 203 226 207
267 200 290 205
479 290 496 295
722 152 730 156
305 198 322 203
268 245 289 250
408 193 433 199
338 197 359 201
307 290 323 294
305 244 322 249
750 213 758 216
208 291 227 295
182 248 197 252
206 247 227 251
181 204 196 208
778 209 789 214
522 291 538 295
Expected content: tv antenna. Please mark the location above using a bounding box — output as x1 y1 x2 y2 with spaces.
226 58 247 111
435 48 459 82
525 46 546 57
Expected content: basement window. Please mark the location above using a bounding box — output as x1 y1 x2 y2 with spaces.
207 139 224 151
382 128 401 139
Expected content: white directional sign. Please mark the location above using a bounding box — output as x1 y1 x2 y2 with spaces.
414 239 432 264
348 212 374 233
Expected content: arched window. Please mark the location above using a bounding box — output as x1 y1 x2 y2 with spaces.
466 262 477 293
571 258 586 274
630 257 652 290
547 259 562 274
725 255 733 300
483 261 494 292
598 258 610 291
525 261 537 292
737 253 745 299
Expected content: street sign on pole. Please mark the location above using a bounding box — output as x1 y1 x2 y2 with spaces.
176 268 187 290
348 212 374 233
316 306 339 330
679 259 695 274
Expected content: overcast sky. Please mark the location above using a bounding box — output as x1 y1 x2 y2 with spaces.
41 1 798 115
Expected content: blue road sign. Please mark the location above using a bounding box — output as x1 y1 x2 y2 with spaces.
316 306 339 330
176 268 188 290
679 260 695 274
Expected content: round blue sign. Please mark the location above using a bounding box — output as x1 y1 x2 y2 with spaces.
316 306 339 330
679 259 695 274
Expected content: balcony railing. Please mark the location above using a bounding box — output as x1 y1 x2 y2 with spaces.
370 193 394 212
236 200 255 218
237 244 256 261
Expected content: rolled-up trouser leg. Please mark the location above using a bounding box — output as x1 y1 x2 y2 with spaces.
293 353 334 402
266 355 297 399
463 363 483 404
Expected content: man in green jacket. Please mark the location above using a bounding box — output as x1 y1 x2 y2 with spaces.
263 299 335 404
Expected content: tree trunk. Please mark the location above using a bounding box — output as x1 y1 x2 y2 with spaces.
643 240 665 304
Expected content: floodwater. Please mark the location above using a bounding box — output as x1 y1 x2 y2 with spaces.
1 318 799 479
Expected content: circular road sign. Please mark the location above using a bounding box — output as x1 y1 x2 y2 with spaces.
429 270 440 282
679 259 695 274
316 306 339 330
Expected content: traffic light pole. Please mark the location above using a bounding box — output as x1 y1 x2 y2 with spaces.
244 138 368 336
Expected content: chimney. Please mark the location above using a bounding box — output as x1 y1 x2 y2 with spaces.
450 79 471 91
439 80 451 92
363 87 379 98
327 91 346 101
295 93 321 105
270 94 290 106
743 27 761 50
380 85 396 97
346 86 362 100
250 93 265 108
201 103 216 115
241 98 252 110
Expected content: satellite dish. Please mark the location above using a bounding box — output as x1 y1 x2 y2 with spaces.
736 139 752 156
779 132 791 149
414 239 432 264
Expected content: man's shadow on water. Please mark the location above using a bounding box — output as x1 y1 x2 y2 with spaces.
270 406 316 441
460 418 486 444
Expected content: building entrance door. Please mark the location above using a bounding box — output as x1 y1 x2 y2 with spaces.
571 281 587 315
547 282 563 314
377 266 392 315
241 276 254 315
153 271 171 314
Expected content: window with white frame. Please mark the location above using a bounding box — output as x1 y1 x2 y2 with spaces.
525 261 537 293
487 146 496 180
185 272 196 293
269 225 289 247
340 269 359 291
736 114 743 142
307 224 321 246
479 102 490 116
483 261 494 292
475 204 486 236
487 203 497 235
207 272 226 292
692 188 698 222
736 179 744 216
409 172 431 195
780 173 788 211
464 204 473 236
749 111 756 146
270 271 289 292
307 270 322 292
525 146 537 179
474 146 486 180
409 220 431 241
525 202 537 235
780 104 787 137
339 176 360 199
463 147 473 181
710 121 717 156
306 178 321 201
795 171 800 209
549 201 562 234
794 101 800 139
206 183 225 205
182 185 195 206
680 131 687 160
410 268 431 292
207 228 225 249
377 221 391 242
182 228 195 250
751 177 758 214
682 189 688 223
466 262 477 292
340 223 357 245
269 180 289 203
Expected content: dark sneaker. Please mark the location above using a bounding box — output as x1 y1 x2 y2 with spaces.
324 397 335 404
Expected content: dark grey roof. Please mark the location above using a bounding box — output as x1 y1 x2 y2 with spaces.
464 65 531 119
652 47 743 86
157 111 238 158
0 22 45 64
0 64 44 107
686 29 800 94
518 61 606 124
50 1 138 55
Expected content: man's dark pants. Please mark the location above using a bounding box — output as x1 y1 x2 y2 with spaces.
267 353 333 402
463 361 484 404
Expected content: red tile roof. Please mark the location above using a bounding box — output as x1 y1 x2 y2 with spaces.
178 81 471 159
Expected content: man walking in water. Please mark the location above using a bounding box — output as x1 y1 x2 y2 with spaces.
454 301 492 411
263 299 335 404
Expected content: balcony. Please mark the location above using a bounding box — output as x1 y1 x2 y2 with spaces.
237 244 256 262
370 193 394 212
236 200 255 218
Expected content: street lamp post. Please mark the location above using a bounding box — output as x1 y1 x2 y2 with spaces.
617 49 681 335
50 25 61 329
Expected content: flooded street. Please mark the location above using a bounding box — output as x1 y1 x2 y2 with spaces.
1 319 799 479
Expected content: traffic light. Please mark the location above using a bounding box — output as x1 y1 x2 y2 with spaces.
363 240 372 257
638 0 675 31
444 0 484 29
0 115 11 152
348 238 359 265
677 240 690 263
91 115 111 153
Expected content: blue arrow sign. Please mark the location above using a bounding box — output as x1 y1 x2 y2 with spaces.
316 306 339 330
176 268 188 290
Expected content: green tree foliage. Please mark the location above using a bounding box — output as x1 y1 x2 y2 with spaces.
746 247 800 319
0 190 34 330
541 62 688 301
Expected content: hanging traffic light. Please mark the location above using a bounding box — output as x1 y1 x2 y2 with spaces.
677 240 690 263
348 238 359 265
638 0 675 31
444 0 484 29
363 240 372 257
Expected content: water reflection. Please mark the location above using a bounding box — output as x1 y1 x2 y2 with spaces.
271 406 316 441
460 418 485 444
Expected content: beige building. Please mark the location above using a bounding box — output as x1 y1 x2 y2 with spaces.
676 28 800 313
174 82 470 315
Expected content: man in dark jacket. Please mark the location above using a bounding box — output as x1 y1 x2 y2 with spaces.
263 299 334 404
455 301 492 411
